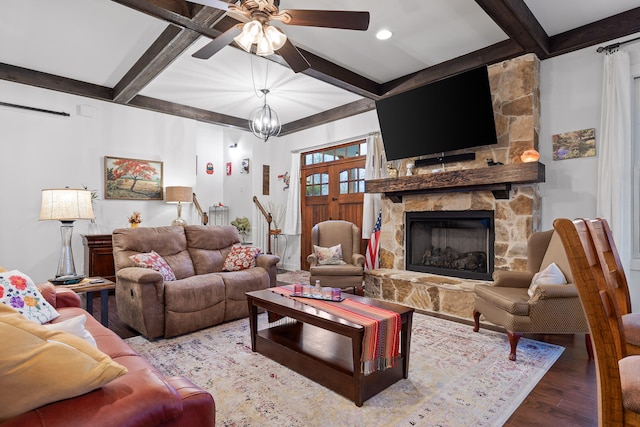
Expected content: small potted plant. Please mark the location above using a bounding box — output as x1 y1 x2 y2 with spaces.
128 212 142 228
231 216 251 243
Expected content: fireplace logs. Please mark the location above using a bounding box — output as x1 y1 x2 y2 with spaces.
420 246 487 273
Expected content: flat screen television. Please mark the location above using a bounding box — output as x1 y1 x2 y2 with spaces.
375 66 498 161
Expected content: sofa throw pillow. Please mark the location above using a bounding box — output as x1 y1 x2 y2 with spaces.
0 270 60 324
129 250 176 281
528 262 568 297
223 245 261 271
0 303 127 421
313 244 347 265
44 314 97 347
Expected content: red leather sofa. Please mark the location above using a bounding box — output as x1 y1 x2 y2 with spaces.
1 283 215 426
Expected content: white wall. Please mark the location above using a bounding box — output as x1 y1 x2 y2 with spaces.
0 81 198 283
539 38 640 310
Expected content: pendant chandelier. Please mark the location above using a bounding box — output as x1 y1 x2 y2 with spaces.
249 89 281 142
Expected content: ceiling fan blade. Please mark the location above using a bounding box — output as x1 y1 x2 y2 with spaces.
281 10 370 31
192 25 242 59
188 0 232 11
278 39 311 73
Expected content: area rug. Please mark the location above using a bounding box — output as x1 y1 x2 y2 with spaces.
277 269 310 284
126 312 563 426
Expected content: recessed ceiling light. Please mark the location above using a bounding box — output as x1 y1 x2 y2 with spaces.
376 29 392 40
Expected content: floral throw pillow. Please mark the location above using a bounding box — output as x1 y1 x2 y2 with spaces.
129 250 176 281
223 245 261 271
314 244 347 265
0 270 60 324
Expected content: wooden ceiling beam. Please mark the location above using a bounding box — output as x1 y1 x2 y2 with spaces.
0 62 248 130
548 7 640 56
474 0 549 57
279 98 376 136
379 39 524 98
129 95 250 130
0 62 113 100
113 6 227 103
111 0 228 40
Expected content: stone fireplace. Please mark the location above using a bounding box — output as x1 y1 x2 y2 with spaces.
364 54 542 321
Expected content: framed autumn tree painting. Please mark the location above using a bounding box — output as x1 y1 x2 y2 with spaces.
104 156 163 200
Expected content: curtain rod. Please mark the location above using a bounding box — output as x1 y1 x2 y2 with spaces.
0 101 70 117
597 35 640 53
291 131 379 153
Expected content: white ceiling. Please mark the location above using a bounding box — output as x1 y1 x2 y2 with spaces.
1 0 640 127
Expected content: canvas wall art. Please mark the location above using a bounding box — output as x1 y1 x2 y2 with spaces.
104 156 163 200
552 128 596 161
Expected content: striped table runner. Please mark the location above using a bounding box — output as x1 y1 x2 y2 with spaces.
270 286 401 375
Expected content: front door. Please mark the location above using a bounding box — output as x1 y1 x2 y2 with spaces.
300 141 367 270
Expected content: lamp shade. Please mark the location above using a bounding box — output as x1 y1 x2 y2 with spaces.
39 188 95 221
166 186 193 203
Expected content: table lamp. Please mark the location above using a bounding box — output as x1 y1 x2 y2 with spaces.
166 186 192 226
39 188 95 284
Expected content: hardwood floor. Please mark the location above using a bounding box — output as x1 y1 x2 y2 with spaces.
95 294 598 425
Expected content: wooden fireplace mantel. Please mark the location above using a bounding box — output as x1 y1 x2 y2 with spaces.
365 162 545 202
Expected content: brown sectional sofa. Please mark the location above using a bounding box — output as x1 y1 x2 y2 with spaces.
1 283 215 426
112 225 280 339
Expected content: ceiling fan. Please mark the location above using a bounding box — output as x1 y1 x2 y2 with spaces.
190 0 370 73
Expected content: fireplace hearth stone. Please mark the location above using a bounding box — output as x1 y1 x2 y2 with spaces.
364 269 491 321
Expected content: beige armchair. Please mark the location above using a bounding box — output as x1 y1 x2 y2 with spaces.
473 229 591 361
307 220 365 294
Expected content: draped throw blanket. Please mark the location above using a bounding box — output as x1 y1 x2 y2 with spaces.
270 286 401 375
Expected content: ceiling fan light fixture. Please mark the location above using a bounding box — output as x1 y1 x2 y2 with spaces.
256 34 275 56
234 19 263 52
264 25 287 50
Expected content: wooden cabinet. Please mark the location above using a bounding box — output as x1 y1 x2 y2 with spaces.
82 234 115 282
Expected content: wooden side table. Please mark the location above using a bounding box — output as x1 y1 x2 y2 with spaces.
82 234 115 282
58 277 115 327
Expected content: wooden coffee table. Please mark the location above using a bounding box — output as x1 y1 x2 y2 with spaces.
246 289 414 406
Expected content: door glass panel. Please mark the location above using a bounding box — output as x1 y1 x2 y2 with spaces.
346 145 359 157
306 173 329 197
339 168 366 194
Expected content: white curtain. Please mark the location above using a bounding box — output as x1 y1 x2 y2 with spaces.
362 133 383 238
283 152 301 235
597 49 632 268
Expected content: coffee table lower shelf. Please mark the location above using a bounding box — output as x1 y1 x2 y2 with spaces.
246 289 414 407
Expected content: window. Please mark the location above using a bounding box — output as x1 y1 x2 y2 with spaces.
305 173 328 197
304 141 367 166
339 168 366 194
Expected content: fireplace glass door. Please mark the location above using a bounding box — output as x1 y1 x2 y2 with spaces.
406 211 494 280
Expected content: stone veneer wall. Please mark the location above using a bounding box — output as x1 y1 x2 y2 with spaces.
364 54 542 320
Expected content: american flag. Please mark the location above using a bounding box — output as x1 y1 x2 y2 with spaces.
365 210 382 270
